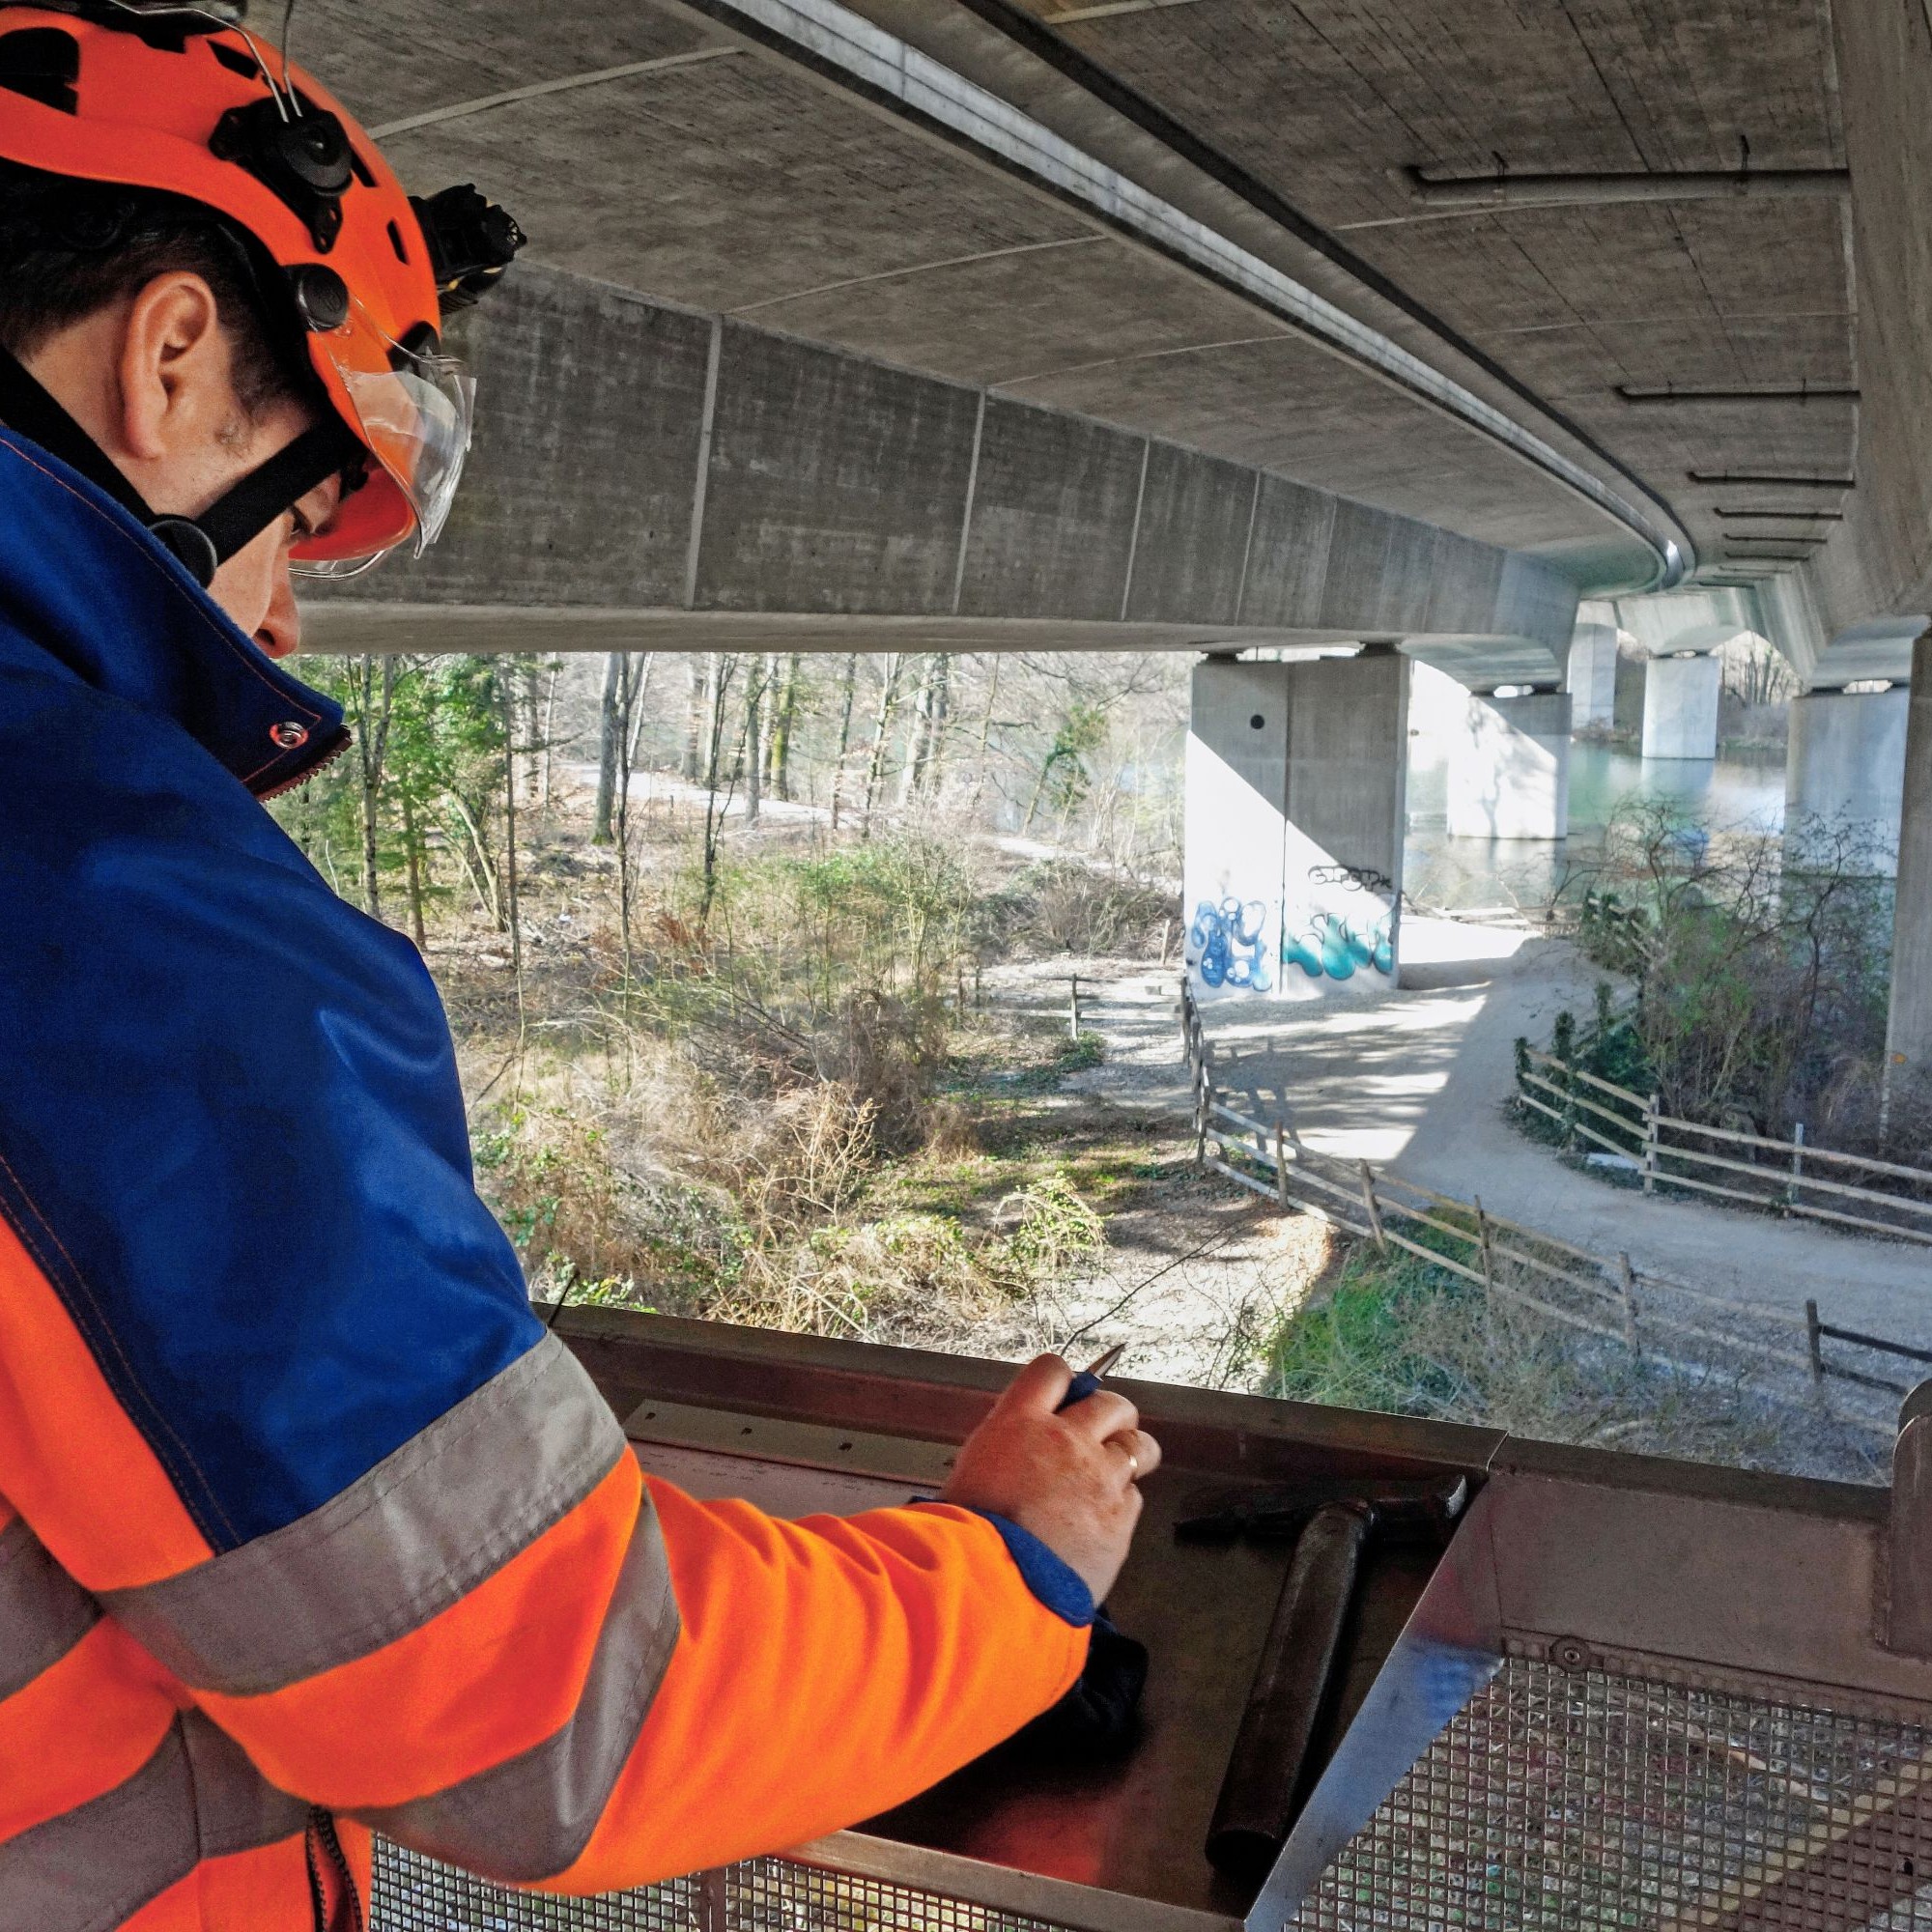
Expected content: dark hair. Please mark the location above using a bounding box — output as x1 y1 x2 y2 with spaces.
0 159 308 417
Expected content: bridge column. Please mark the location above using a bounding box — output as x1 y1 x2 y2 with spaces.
1641 652 1721 759
1446 690 1572 840
1785 685 1911 873
1888 635 1932 1090
1183 651 1407 1002
1566 618 1618 731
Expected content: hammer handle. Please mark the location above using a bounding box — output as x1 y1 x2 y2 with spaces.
1206 1502 1370 1881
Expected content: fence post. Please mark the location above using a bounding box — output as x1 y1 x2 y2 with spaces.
1616 1251 1640 1353
1474 1194 1495 1297
1194 1061 1208 1171
1276 1123 1291 1211
1358 1161 1387 1255
1642 1093 1661 1195
1068 973 1081 1042
1159 917 1173 967
1805 1298 1825 1387
974 962 983 1011
697 1870 728 1932
1787 1122 1805 1215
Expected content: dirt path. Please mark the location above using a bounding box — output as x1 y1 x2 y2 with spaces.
1012 936 1932 1353
952 961 1333 1392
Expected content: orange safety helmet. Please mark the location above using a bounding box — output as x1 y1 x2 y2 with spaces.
0 0 522 582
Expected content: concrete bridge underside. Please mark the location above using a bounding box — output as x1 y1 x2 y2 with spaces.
295 0 1932 689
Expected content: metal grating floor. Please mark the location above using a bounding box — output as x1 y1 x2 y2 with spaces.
1289 1658 1932 1932
372 1661 1932 1932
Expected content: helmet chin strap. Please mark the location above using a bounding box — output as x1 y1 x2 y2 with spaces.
0 343 360 588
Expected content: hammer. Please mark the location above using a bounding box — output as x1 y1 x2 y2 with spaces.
1189 1474 1469 1883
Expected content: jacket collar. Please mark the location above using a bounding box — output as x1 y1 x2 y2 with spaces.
0 429 348 798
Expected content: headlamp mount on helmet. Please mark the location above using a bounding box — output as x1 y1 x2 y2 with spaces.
409 184 526 315
211 91 354 251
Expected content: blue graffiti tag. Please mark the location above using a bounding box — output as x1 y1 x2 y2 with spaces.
1189 897 1273 991
1283 911 1394 981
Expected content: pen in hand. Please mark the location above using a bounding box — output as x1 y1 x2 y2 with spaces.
1058 1341 1126 1411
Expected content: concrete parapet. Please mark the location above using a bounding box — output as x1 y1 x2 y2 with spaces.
1640 653 1722 760
1785 687 1911 873
1448 692 1573 840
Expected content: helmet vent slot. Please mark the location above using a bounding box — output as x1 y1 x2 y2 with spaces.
208 41 259 82
385 219 409 266
0 28 80 114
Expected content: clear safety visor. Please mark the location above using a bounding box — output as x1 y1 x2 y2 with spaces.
290 301 476 579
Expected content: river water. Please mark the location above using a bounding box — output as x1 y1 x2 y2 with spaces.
1404 739 1788 912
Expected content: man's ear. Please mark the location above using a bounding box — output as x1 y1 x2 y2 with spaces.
115 272 231 464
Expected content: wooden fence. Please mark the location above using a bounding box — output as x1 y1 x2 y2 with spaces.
1515 1046 1932 1247
1177 981 1925 1429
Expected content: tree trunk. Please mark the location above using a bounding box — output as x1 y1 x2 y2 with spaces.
904 653 951 800
616 652 647 989
681 654 708 781
400 787 428 951
770 653 802 801
699 657 740 918
499 668 523 1008
538 660 559 810
592 650 624 844
896 657 933 807
829 653 860 830
354 653 396 920
971 653 1000 810
863 652 903 838
745 660 764 827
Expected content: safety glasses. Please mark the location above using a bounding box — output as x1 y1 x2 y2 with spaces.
289 297 474 578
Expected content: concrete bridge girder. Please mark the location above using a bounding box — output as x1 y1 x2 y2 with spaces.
305 265 1577 683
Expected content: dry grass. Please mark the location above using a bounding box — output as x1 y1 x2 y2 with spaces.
1266 1236 1888 1482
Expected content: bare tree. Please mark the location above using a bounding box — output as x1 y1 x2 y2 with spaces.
904 653 951 799
699 656 743 916
744 658 765 828
681 654 708 781
829 654 860 830
769 652 803 801
863 651 904 838
613 652 655 989
350 652 397 919
591 650 624 844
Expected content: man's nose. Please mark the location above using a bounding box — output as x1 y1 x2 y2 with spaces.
257 561 302 660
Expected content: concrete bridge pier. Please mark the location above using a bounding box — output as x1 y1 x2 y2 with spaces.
1183 653 1408 1002
1446 690 1573 840
1566 615 1619 732
1888 636 1932 1094
1640 653 1722 760
1784 685 1912 873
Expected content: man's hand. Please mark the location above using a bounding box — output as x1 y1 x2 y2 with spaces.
941 1354 1161 1605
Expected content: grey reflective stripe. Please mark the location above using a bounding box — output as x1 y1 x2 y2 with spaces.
356 1489 681 1883
0 1715 304 1932
100 1333 625 1695
180 1708 310 1859
0 1516 100 1700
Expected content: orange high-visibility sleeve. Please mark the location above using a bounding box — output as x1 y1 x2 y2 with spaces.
541 1479 1092 1893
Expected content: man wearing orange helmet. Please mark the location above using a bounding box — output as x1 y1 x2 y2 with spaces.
0 5 1156 1929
